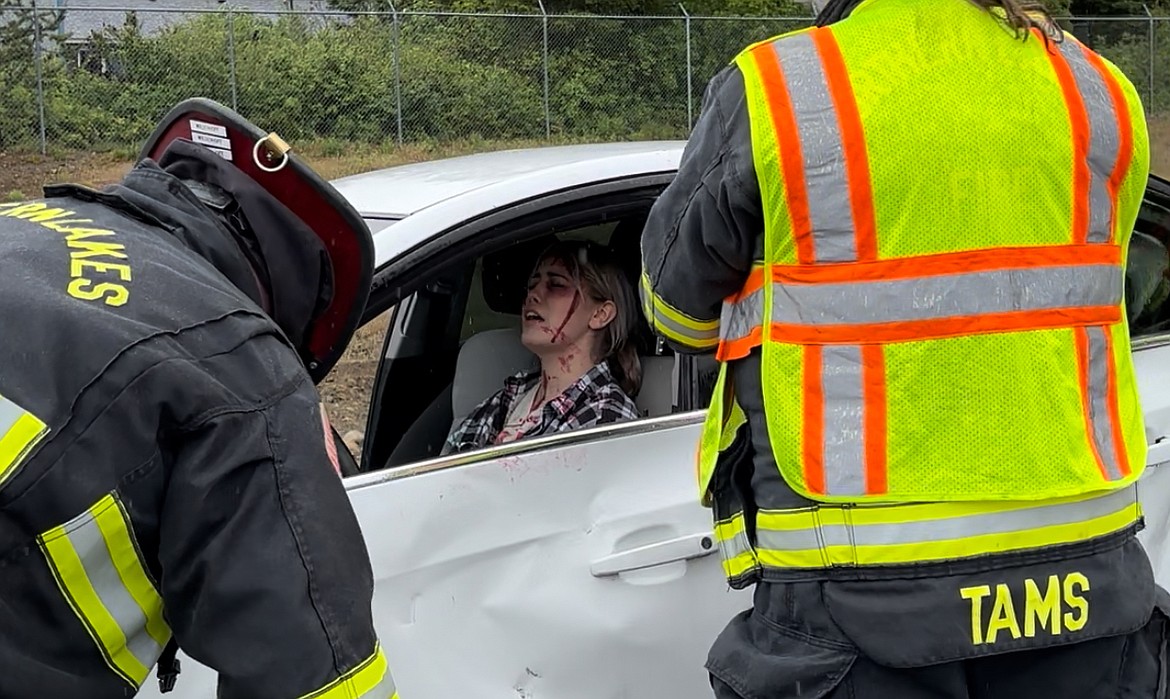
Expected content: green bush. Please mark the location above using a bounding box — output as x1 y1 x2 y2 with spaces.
3 8 1169 154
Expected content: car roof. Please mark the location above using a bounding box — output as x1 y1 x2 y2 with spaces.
331 141 685 268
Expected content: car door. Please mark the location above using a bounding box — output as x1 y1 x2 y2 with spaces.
1129 176 1170 582
348 417 746 699
1133 339 1170 582
343 178 754 699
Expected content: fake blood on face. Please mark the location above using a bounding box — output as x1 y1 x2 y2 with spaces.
550 288 582 344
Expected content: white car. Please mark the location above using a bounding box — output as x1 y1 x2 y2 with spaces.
139 142 1170 699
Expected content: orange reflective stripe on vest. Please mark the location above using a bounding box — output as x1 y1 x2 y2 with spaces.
1076 325 1131 481
1043 30 1134 246
749 29 876 266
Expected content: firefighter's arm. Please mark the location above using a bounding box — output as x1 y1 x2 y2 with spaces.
157 334 398 699
640 63 762 354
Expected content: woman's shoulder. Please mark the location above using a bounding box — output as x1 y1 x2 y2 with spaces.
583 363 642 418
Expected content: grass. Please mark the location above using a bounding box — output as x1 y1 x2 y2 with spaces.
1149 116 1170 176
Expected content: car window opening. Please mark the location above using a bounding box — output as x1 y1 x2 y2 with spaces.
364 203 682 473
1129 184 1170 338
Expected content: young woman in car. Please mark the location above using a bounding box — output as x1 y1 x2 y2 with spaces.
442 239 643 454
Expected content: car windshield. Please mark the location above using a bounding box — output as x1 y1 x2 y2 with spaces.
363 217 398 235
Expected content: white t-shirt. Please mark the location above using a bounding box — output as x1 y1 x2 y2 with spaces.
494 384 544 445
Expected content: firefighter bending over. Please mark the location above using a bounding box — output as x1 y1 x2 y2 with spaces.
0 99 398 699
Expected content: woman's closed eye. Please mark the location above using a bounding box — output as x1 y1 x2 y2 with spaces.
528 274 570 292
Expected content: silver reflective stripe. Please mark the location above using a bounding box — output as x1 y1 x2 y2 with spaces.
1059 39 1121 244
757 483 1137 551
39 494 170 689
822 346 865 495
716 264 1120 343
0 397 22 437
772 34 856 263
721 289 764 342
770 264 1120 326
649 305 719 345
643 282 720 347
1086 327 1124 480
718 524 754 562
0 393 48 488
65 515 165 673
361 674 397 699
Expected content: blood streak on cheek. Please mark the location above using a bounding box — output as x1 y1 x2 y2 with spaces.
551 288 582 343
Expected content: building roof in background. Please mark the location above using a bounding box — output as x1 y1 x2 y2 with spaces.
53 0 335 41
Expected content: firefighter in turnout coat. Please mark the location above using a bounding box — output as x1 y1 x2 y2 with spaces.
640 0 1170 696
0 99 398 699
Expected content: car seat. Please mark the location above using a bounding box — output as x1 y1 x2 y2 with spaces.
450 327 540 427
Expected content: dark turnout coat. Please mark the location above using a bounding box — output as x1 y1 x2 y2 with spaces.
0 162 395 699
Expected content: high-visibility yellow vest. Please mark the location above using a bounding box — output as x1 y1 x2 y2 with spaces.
698 0 1150 577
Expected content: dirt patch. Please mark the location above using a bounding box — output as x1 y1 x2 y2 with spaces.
319 309 393 458
1148 117 1170 176
0 151 132 201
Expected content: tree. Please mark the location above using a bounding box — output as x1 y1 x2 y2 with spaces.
327 0 396 10
0 0 65 149
328 0 809 15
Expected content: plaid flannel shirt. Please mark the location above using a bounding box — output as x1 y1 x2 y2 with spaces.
442 360 642 455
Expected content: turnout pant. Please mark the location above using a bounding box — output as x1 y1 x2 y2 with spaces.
707 577 1170 699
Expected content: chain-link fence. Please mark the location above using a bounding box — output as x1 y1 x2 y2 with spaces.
3 5 1170 155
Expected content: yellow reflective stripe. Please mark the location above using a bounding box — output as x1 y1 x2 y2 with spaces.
723 550 759 579
640 273 720 349
757 503 1140 568
754 486 1140 568
714 512 759 579
39 518 149 687
95 497 170 648
0 396 49 487
714 512 747 542
641 273 719 332
37 493 171 690
299 644 397 699
757 485 1132 529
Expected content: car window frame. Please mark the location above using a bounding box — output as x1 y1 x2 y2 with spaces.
1130 174 1170 348
342 410 704 491
352 172 688 479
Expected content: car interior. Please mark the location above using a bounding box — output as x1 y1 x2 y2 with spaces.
1129 176 1170 337
344 175 1170 475
360 198 714 473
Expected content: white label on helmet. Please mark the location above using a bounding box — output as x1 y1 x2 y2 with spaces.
189 119 228 138
191 131 233 151
207 147 233 161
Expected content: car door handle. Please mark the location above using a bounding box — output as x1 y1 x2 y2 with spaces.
1150 437 1170 467
590 532 717 578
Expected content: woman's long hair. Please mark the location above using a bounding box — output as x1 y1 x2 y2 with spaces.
969 0 1063 42
533 239 643 397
